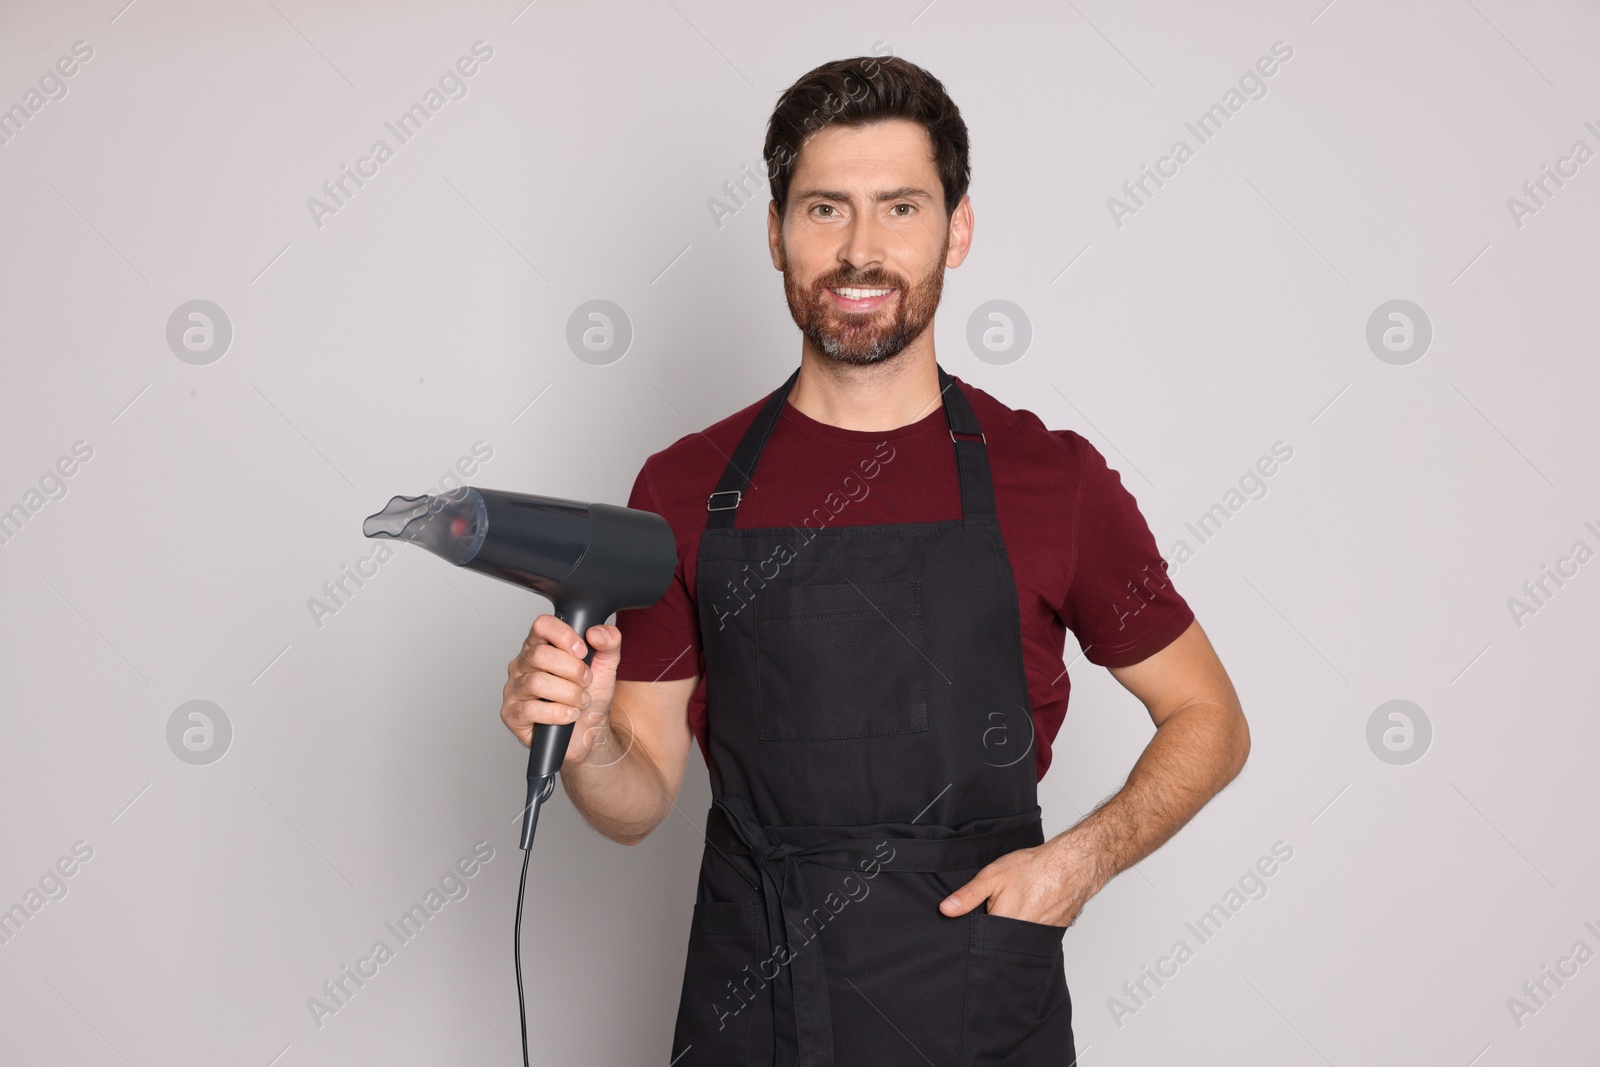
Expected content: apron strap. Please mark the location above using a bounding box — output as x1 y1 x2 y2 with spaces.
703 367 799 527
705 363 997 528
940 364 998 524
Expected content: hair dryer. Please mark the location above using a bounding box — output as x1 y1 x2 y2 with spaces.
362 485 677 850
364 484 675 1066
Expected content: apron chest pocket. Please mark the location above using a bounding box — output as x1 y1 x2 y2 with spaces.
754 578 929 741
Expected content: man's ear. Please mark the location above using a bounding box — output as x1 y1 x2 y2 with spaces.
945 194 974 269
767 200 785 270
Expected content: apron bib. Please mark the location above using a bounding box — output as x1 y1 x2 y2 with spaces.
670 364 1077 1066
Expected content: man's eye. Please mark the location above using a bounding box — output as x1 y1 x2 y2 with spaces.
813 204 836 217
892 203 914 216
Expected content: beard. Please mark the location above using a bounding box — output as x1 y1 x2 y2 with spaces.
782 232 949 367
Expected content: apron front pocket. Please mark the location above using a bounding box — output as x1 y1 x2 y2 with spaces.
671 900 766 1064
963 909 1075 1065
754 578 929 741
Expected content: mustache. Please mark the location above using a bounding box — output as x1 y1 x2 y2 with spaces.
814 272 903 290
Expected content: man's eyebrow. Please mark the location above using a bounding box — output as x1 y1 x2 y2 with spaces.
792 186 936 203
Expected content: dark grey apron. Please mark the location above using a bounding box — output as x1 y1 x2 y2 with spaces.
669 363 1076 1066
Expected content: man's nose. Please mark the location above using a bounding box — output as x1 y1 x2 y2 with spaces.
838 212 890 274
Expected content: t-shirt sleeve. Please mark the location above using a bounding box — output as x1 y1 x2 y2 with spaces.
1055 432 1194 667
613 457 702 682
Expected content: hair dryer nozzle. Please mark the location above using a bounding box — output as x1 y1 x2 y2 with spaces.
362 487 488 566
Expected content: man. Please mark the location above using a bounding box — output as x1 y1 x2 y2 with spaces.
500 55 1249 1065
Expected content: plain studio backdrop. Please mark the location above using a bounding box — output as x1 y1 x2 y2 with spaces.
2 0 1597 1064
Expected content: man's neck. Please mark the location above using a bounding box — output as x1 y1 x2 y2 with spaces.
787 344 944 432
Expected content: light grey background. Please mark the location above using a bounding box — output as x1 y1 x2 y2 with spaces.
2 0 1596 1064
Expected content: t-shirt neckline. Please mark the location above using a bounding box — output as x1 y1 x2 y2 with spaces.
777 386 954 443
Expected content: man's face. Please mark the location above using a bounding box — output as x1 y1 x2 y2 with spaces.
768 118 971 367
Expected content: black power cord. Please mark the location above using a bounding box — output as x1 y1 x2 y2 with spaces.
514 774 557 1066
514 845 533 1067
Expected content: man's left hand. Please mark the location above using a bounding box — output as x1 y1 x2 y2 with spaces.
938 835 1105 927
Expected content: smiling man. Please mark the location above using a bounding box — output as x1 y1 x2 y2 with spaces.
498 55 1250 1065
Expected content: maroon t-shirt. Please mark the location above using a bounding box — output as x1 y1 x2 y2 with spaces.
614 373 1194 781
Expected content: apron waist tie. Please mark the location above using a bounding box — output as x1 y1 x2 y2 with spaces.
706 794 1046 1067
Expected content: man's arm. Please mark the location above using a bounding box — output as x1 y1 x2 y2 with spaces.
939 618 1249 925
500 614 699 846
559 674 700 846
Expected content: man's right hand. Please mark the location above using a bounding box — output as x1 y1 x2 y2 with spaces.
501 613 623 767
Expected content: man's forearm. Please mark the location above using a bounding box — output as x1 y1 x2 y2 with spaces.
1051 700 1249 893
558 716 674 845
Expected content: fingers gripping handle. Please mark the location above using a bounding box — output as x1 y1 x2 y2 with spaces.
519 603 601 851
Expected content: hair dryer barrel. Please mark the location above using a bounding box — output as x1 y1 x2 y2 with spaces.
362 487 677 614
468 492 676 614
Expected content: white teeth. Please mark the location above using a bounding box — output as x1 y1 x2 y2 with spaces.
833 287 892 300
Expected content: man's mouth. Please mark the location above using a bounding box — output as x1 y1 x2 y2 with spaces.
825 286 896 311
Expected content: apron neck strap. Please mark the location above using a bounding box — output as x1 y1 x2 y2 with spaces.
704 363 996 529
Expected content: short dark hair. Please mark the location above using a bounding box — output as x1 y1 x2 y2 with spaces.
763 55 971 220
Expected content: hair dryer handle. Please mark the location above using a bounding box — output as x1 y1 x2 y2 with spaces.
519 602 603 850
